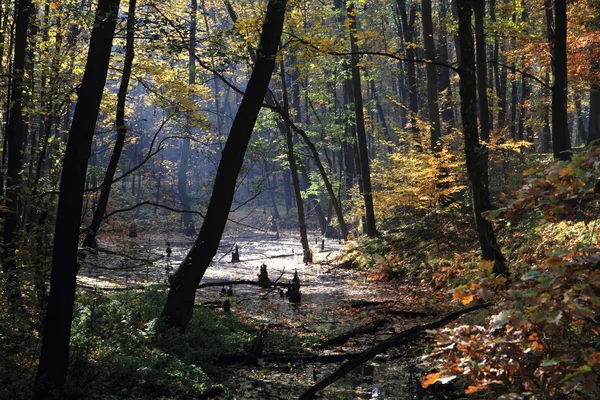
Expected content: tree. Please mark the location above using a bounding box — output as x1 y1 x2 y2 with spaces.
421 0 442 151
178 0 198 237
34 0 121 393
547 0 571 160
456 0 507 275
158 0 286 333
83 0 137 249
1 0 32 298
347 4 377 236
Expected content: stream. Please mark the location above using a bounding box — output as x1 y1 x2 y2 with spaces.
77 227 435 399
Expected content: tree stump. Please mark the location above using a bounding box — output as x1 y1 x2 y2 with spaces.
289 270 301 303
303 249 313 265
128 222 138 238
231 244 240 263
245 326 267 365
258 263 271 287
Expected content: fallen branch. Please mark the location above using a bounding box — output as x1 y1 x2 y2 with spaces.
197 279 295 290
218 352 357 364
321 318 389 347
298 303 492 400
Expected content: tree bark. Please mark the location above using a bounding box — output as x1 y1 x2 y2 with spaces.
34 0 121 393
83 0 137 248
347 5 377 236
456 0 507 276
158 0 286 333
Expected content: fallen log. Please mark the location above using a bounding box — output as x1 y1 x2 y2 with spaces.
298 303 492 400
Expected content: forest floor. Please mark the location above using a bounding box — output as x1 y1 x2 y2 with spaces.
76 224 460 399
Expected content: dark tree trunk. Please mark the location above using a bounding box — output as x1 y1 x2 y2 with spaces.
1 0 31 293
83 0 137 249
421 0 442 151
473 0 491 189
347 5 377 236
588 69 600 145
550 0 571 160
158 0 286 333
34 0 120 393
456 0 507 276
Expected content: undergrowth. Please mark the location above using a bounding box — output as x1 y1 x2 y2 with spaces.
338 147 600 398
0 286 287 399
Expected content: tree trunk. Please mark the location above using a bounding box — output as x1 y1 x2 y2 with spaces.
473 0 491 189
574 95 586 145
83 0 137 248
588 70 600 145
421 0 442 151
178 0 198 236
1 0 31 296
347 5 377 236
158 0 286 333
551 0 571 160
34 0 121 393
279 60 310 256
456 0 507 276
436 0 455 129
397 0 419 131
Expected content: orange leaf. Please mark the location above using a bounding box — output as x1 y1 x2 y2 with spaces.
421 372 441 388
453 290 474 305
465 385 485 394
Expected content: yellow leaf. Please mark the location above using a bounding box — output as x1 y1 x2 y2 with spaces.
480 259 494 273
421 372 441 388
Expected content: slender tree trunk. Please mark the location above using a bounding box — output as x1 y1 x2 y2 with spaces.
456 0 507 276
83 0 137 248
279 60 310 256
574 95 586 144
1 0 31 296
473 0 491 189
177 0 198 236
588 61 600 145
34 0 121 393
397 0 419 131
158 0 286 333
550 0 571 160
347 5 376 236
422 0 442 151
436 0 455 129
